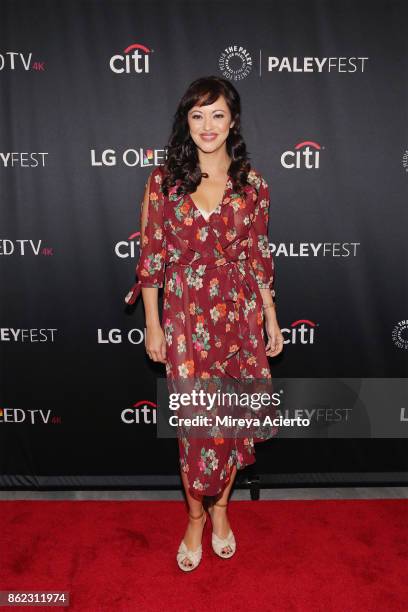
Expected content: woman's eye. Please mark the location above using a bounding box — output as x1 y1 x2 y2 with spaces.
191 113 225 120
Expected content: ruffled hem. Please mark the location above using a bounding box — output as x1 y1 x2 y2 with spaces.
124 279 142 305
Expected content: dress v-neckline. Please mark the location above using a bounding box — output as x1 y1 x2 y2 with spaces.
188 173 231 223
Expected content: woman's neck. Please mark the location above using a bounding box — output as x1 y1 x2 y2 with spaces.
197 151 231 178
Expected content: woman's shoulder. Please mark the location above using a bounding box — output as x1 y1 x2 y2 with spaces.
146 165 165 191
149 165 164 180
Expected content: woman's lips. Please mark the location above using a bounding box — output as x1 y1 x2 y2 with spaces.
201 134 218 141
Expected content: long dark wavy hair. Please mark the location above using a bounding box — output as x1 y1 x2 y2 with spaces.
161 76 252 198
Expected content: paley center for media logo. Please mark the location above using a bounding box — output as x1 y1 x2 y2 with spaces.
219 46 369 80
110 42 152 74
219 45 253 81
392 320 408 350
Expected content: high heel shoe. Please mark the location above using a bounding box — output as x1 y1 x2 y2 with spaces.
176 509 207 572
208 501 236 559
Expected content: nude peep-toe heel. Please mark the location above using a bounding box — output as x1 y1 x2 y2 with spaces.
176 509 207 572
208 501 236 559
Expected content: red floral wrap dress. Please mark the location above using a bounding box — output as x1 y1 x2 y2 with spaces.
125 166 278 499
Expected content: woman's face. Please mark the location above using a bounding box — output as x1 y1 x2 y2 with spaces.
187 95 235 155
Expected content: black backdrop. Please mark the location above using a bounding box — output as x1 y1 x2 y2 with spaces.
1 0 407 488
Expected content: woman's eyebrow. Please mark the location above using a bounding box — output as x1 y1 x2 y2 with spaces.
189 108 225 113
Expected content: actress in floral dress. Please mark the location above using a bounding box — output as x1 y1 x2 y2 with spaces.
125 76 284 571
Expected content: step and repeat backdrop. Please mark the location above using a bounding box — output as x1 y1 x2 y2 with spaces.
1 0 407 487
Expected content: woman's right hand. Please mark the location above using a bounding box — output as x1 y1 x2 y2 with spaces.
145 324 167 363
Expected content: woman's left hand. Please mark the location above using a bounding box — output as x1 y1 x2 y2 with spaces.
264 311 284 357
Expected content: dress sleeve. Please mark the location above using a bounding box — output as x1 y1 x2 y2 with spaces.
124 167 166 304
248 174 276 298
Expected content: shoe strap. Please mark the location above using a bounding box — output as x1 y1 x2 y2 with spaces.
177 540 202 564
213 529 233 541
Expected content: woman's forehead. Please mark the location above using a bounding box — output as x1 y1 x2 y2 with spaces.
189 96 227 112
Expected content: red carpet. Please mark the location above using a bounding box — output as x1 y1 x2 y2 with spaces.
0 499 407 611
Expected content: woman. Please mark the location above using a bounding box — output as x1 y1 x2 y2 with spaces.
125 76 284 571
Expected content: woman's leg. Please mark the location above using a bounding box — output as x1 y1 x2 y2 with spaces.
215 464 238 504
179 470 207 569
208 464 238 555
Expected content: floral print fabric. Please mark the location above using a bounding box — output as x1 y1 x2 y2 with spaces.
125 166 278 499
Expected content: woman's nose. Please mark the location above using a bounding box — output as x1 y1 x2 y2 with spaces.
203 118 214 130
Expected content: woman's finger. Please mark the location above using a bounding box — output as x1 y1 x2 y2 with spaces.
160 343 167 362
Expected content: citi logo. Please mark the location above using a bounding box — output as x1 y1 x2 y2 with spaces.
281 319 318 344
110 43 152 74
115 231 141 259
121 400 157 425
281 141 323 169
